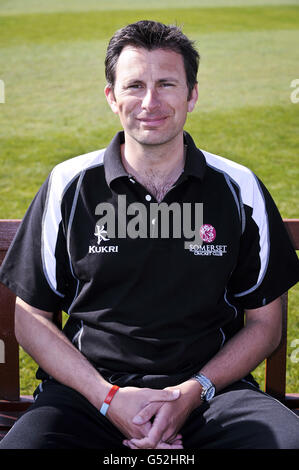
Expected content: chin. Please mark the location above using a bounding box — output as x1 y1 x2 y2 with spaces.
132 130 181 147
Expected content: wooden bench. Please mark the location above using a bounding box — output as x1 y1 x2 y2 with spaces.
0 218 299 441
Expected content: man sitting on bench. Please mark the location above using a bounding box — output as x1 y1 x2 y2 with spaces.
0 20 298 449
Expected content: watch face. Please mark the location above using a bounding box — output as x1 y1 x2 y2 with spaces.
206 386 216 401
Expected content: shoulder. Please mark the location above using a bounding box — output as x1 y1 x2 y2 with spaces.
200 148 263 209
50 148 106 191
42 148 106 219
201 148 253 182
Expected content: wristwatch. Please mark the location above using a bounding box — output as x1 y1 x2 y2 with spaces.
192 373 216 402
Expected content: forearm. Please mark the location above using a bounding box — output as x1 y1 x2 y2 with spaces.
199 324 272 393
15 297 110 409
15 297 181 443
162 298 282 410
125 299 283 449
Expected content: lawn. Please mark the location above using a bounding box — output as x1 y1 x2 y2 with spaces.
0 0 298 395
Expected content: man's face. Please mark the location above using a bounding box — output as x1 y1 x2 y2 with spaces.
105 46 198 148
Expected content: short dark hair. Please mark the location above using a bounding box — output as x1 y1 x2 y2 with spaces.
105 20 199 99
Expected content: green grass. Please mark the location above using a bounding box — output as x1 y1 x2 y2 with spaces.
0 0 298 395
1 6 299 47
1 0 299 15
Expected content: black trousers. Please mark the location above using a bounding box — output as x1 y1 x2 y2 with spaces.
0 379 298 449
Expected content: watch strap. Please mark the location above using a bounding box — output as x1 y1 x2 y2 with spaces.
192 373 215 401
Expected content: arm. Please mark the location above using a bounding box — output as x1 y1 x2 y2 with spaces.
126 297 282 448
15 297 111 408
200 296 282 390
15 297 180 440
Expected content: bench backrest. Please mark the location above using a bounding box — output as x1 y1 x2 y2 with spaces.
0 220 21 400
0 219 298 402
265 219 299 401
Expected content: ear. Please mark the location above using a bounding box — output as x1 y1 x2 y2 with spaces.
104 84 119 114
187 83 198 113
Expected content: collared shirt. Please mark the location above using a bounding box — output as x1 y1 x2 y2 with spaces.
0 131 298 388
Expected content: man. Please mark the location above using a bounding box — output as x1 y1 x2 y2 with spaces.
0 20 298 449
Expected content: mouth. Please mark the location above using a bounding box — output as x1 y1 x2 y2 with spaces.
137 116 168 127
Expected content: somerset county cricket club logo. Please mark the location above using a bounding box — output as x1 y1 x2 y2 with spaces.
88 225 119 253
189 224 228 256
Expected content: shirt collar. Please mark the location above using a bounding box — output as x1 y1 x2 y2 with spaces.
182 131 206 180
104 130 206 187
104 132 128 187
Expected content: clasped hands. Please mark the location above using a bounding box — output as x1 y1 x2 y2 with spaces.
106 380 201 449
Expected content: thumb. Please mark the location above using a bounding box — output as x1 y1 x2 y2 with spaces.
133 389 180 425
148 388 180 403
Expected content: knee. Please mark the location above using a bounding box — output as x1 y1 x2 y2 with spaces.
268 410 299 449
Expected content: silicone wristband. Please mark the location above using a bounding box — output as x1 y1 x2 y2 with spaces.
100 385 120 416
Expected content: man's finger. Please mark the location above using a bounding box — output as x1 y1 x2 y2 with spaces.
129 436 156 449
131 405 170 448
156 441 184 449
133 389 180 425
123 440 139 449
166 433 183 444
130 417 167 448
124 438 183 450
147 388 180 403
132 402 160 425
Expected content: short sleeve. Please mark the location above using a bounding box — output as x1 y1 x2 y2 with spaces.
227 177 299 309
0 174 73 312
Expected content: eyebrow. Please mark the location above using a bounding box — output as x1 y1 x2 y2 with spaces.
125 77 180 85
158 78 180 83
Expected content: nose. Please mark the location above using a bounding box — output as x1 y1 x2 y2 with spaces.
141 87 160 111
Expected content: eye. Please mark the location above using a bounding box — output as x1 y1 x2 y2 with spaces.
160 82 175 88
127 83 143 89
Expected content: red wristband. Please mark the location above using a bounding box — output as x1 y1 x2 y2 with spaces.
100 385 119 416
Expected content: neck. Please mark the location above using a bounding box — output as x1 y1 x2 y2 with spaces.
120 132 185 201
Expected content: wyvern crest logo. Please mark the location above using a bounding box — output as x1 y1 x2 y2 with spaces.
199 224 216 243
190 224 227 256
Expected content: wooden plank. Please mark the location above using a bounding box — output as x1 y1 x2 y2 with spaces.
0 397 33 412
0 220 21 401
265 293 287 400
265 219 299 400
284 394 299 410
0 220 21 257
0 282 19 401
284 219 299 250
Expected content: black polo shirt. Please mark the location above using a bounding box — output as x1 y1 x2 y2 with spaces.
0 131 298 389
